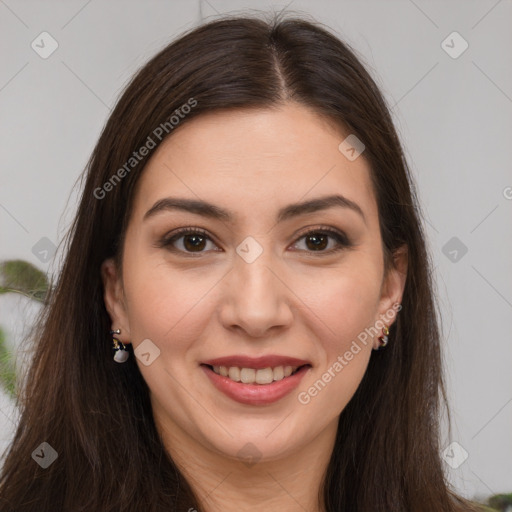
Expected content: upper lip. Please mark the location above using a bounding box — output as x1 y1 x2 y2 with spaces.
201 355 312 369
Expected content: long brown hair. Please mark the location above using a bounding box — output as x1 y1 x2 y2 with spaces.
0 13 482 512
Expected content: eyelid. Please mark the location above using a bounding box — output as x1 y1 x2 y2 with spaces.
289 225 353 253
155 226 219 254
292 224 350 244
156 225 352 254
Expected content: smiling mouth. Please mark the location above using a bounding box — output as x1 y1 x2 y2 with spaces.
202 364 311 385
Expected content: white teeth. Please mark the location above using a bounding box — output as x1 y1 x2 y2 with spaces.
228 366 241 382
255 368 273 385
240 368 256 383
273 366 284 381
210 365 302 384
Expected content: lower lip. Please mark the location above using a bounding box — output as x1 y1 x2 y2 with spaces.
201 364 311 405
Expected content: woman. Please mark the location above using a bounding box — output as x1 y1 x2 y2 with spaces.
0 14 483 512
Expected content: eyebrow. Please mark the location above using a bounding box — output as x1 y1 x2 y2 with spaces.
143 194 366 225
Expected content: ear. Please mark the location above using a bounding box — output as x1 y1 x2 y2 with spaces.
101 258 131 344
373 245 408 349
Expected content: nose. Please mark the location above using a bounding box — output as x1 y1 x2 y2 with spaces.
218 248 294 338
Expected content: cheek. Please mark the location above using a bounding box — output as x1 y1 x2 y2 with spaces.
303 262 382 347
121 248 219 354
295 263 380 410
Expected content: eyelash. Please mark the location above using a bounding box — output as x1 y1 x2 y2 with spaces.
156 225 353 256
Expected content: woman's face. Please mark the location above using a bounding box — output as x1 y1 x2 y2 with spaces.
102 103 406 464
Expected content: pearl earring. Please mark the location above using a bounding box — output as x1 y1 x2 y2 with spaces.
111 329 129 363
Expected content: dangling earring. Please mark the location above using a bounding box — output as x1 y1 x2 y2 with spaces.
111 329 129 363
377 324 390 350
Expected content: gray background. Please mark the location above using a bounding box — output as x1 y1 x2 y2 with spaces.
1 0 511 503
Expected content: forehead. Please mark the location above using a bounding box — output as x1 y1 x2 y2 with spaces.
131 104 378 226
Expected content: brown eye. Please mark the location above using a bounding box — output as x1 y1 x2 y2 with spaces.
182 233 207 252
291 228 351 254
158 228 218 254
157 226 352 256
304 233 329 251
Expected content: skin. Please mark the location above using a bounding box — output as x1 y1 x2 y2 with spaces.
102 103 407 512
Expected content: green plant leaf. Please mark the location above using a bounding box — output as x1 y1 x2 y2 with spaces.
489 493 512 509
0 259 49 302
0 326 16 399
